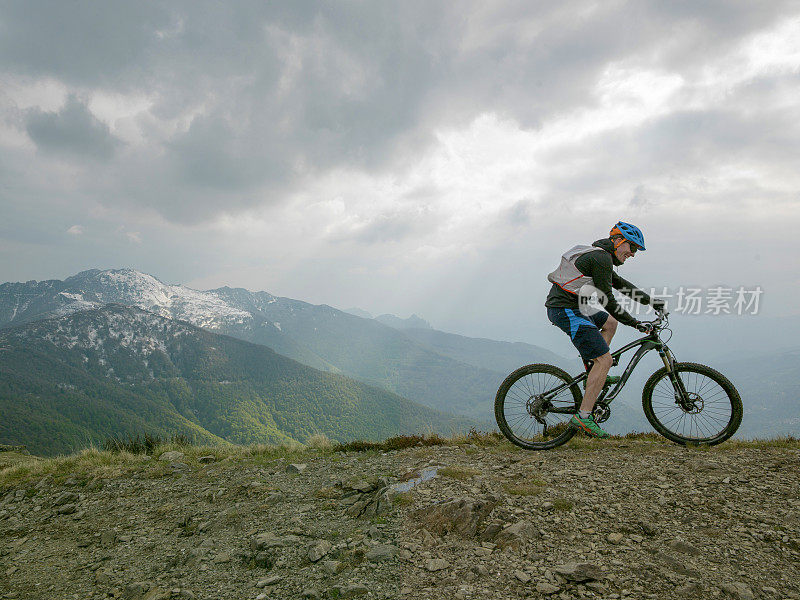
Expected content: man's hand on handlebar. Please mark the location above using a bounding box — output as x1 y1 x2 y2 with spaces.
636 321 654 334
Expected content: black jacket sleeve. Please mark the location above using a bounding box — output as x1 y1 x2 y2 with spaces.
575 251 639 327
612 272 652 305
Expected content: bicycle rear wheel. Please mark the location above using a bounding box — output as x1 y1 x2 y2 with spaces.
642 362 742 446
495 364 582 450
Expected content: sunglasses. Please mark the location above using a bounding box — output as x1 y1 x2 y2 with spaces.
627 242 640 254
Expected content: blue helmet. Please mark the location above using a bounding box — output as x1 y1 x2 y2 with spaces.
610 221 645 251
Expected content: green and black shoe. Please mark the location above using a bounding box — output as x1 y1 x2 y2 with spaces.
570 414 611 438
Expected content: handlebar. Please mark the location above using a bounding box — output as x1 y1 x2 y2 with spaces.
648 308 669 330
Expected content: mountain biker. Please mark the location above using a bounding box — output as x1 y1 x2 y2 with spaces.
545 221 665 438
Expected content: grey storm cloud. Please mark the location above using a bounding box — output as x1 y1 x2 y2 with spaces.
165 113 284 191
1 1 798 224
0 1 172 86
349 211 424 244
25 95 121 160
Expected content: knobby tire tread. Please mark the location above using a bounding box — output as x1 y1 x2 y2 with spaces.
642 362 742 446
495 363 582 450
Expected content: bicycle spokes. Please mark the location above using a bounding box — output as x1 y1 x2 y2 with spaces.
649 370 732 440
499 367 579 445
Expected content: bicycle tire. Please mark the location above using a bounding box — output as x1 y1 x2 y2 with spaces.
642 362 742 446
495 363 582 450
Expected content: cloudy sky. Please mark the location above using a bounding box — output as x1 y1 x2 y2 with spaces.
2 1 799 349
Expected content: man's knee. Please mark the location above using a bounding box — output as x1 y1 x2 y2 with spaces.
603 316 618 333
594 352 613 368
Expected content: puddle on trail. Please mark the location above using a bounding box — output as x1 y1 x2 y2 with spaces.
388 466 439 493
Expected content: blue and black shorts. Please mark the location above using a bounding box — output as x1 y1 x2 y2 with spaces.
547 307 610 361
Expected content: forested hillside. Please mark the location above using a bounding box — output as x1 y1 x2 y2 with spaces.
0 306 478 455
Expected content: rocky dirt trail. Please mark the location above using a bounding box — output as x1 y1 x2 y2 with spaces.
1 438 799 600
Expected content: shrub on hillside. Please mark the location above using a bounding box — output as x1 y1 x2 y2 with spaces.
103 433 193 455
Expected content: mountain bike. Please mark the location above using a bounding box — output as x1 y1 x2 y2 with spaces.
494 309 742 450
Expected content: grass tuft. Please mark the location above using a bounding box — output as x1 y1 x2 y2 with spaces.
305 433 334 452
334 433 449 453
313 486 343 499
103 433 164 455
551 498 574 511
440 466 481 480
621 431 663 440
503 481 547 496
392 491 414 506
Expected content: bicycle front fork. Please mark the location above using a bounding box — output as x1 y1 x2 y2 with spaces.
660 347 691 404
658 347 676 372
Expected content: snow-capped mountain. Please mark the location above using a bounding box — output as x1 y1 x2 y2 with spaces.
0 269 336 372
6 302 194 372
0 268 253 329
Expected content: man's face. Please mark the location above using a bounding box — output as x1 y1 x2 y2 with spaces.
614 240 638 263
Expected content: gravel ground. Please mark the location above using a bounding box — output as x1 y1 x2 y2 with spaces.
1 439 799 600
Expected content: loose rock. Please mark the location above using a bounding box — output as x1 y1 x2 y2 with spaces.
414 496 498 537
53 491 79 506
720 582 755 600
101 529 116 547
425 558 449 572
536 582 561 595
492 520 537 550
513 569 530 583
308 539 332 562
669 539 701 556
365 543 399 561
56 503 77 515
256 575 283 588
553 562 602 582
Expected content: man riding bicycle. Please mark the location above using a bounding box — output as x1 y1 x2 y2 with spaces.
545 221 665 438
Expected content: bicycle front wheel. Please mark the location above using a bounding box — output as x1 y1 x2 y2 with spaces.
495 364 582 450
642 362 742 446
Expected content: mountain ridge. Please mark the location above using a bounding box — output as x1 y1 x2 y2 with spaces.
0 304 479 455
1 269 564 418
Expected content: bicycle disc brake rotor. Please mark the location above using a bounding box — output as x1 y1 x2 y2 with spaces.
678 392 704 414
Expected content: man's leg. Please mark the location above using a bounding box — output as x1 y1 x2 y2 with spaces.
547 308 612 438
580 352 612 414
599 315 617 346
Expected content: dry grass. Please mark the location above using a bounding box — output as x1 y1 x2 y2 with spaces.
724 435 799 449
305 433 334 452
0 447 152 488
502 483 545 496
502 474 547 495
313 486 343 499
334 433 450 453
392 491 414 506
551 498 574 511
2 431 797 489
439 466 481 480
